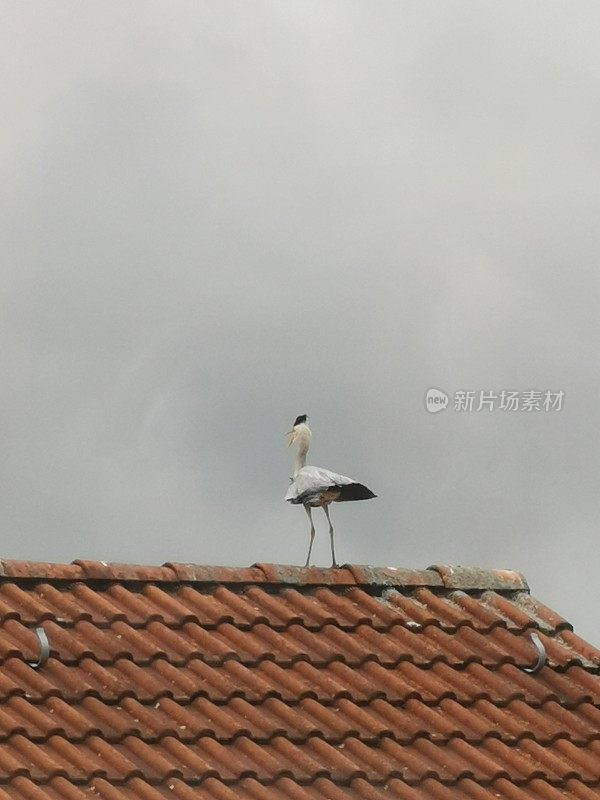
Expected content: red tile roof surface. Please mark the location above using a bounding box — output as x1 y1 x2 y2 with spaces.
0 559 598 799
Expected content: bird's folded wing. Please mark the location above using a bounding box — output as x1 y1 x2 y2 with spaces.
285 465 356 501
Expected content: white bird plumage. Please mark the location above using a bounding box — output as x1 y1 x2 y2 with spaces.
284 415 376 567
285 466 357 504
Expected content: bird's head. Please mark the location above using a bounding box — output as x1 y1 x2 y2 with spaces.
286 414 311 449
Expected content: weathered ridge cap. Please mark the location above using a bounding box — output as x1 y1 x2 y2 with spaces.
0 559 529 591
427 564 529 592
254 564 440 586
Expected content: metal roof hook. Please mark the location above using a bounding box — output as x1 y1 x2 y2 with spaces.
523 631 546 674
27 626 50 670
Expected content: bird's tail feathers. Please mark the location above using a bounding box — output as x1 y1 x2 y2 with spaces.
337 483 377 501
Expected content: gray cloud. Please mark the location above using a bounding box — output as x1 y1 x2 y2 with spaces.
1 1 599 641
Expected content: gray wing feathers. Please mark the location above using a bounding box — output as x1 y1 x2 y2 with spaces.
285 466 356 502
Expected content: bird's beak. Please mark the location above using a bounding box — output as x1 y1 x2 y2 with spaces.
286 429 296 447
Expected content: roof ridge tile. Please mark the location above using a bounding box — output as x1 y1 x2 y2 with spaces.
164 565 265 583
428 566 529 593
0 561 531 591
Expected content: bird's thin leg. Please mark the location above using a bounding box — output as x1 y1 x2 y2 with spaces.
323 504 338 568
304 504 315 567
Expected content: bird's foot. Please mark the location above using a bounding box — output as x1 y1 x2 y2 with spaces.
331 561 340 569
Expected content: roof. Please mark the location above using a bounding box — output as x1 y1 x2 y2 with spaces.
0 559 598 799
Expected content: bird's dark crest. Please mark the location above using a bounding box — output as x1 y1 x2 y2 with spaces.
293 414 307 426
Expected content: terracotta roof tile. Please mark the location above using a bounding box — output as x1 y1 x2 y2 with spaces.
0 559 597 798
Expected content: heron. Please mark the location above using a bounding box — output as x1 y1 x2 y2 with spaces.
285 415 376 568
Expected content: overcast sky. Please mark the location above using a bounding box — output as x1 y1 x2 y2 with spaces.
2 2 599 641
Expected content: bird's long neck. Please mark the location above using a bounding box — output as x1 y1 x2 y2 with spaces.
291 423 311 476
293 444 308 477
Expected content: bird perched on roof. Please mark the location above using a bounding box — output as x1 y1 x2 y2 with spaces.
285 415 376 568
